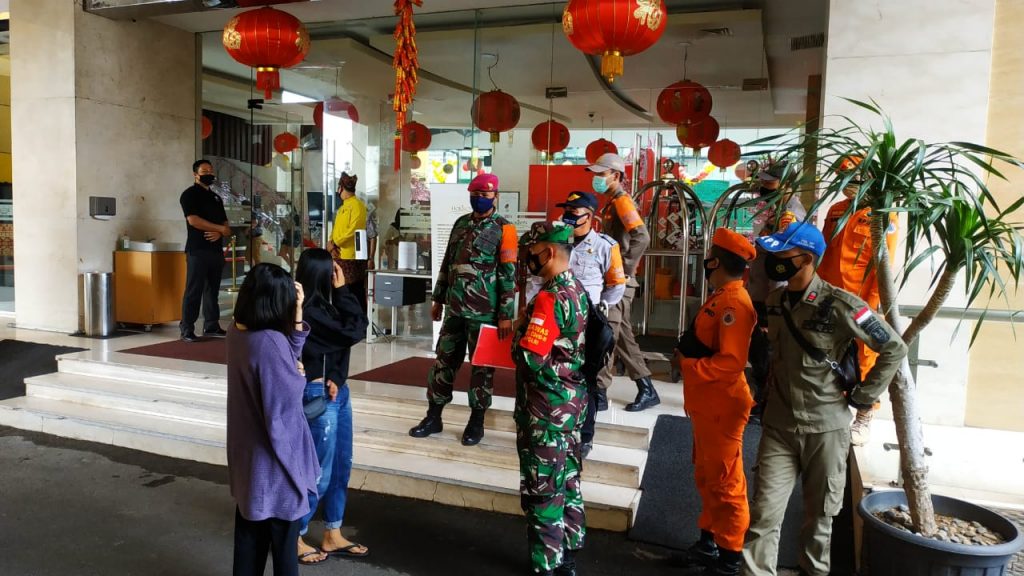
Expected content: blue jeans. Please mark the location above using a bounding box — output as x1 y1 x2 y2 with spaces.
300 381 354 536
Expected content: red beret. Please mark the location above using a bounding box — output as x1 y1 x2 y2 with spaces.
468 173 499 192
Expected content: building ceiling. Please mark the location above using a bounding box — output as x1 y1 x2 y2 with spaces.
192 1 825 131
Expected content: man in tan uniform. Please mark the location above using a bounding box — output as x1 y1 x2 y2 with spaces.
588 153 659 412
743 223 907 576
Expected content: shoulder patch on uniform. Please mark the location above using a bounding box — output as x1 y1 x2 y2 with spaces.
722 308 736 326
805 291 818 303
520 291 558 357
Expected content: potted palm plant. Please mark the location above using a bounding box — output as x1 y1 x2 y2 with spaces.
749 100 1024 574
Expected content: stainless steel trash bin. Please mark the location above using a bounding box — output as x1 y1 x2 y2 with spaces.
82 272 114 337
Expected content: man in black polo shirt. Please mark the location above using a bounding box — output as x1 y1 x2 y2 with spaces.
179 159 231 342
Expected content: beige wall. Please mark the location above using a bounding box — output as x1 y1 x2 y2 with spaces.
823 0 997 426
11 0 196 331
965 0 1024 432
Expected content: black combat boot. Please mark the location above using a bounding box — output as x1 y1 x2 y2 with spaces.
684 530 719 568
461 408 486 446
624 376 660 412
713 548 742 576
409 403 444 438
594 388 609 412
554 549 577 576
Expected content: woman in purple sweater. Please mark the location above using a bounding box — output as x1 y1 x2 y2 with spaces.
227 263 319 576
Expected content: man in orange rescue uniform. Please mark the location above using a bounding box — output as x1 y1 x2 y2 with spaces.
817 157 898 446
675 228 758 576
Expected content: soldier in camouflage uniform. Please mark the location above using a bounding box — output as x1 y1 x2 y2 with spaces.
514 222 589 576
409 173 519 446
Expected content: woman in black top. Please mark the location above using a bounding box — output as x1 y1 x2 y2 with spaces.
294 249 370 563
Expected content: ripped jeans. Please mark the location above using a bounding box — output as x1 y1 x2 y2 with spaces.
299 381 353 536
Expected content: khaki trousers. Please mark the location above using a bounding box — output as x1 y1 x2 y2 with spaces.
742 425 850 576
597 285 651 389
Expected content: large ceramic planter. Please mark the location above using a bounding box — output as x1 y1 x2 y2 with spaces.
859 490 1023 575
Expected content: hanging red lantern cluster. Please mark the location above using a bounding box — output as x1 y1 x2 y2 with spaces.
472 90 521 143
676 116 720 153
657 80 713 125
585 138 618 164
531 120 571 154
274 132 300 155
222 7 310 100
562 0 667 83
401 121 432 154
708 138 741 169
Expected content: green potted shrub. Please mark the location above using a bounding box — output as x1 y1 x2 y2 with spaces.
750 100 1024 574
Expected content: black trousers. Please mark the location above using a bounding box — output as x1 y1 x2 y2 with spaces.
749 301 771 412
180 250 224 336
232 508 300 576
581 375 598 445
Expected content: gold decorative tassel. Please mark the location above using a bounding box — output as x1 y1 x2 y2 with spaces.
601 50 624 83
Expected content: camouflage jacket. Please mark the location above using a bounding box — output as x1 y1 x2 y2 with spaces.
432 212 518 322
512 269 589 432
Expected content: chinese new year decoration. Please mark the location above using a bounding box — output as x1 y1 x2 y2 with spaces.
201 116 213 140
677 116 720 153
274 132 300 155
314 98 359 129
401 121 432 154
392 0 422 132
657 80 713 125
585 138 618 163
562 0 667 83
708 138 741 169
222 7 310 100
531 120 571 154
472 90 521 143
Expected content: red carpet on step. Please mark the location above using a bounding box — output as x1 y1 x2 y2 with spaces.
120 341 517 398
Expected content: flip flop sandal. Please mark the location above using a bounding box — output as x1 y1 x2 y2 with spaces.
325 543 370 558
298 549 328 565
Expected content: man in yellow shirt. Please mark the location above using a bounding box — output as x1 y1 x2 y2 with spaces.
329 172 368 311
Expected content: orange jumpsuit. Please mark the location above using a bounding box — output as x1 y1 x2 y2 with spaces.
818 199 898 375
679 279 756 552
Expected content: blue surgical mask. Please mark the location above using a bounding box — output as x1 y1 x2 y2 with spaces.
592 175 610 194
470 196 494 214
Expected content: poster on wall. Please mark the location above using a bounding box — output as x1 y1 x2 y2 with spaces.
430 184 473 345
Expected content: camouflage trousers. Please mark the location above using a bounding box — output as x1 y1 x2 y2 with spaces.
516 425 586 572
427 314 495 410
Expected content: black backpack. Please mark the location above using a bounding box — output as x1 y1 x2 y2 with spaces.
582 300 615 387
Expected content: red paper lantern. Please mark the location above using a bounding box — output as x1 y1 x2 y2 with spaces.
585 138 619 164
201 116 213 140
274 132 300 155
562 0 667 83
401 122 432 153
531 120 571 154
678 117 720 152
471 90 521 143
657 80 713 125
314 98 360 128
708 138 741 169
222 7 310 100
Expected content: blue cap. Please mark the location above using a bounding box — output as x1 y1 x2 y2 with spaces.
556 191 599 212
755 222 826 258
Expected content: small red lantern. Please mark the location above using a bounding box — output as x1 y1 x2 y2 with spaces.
708 139 741 169
657 80 713 126
401 122 432 154
313 102 324 129
222 7 310 100
531 120 571 154
585 138 618 164
315 98 360 128
274 132 300 155
562 0 667 83
472 90 521 143
201 116 213 140
678 117 720 152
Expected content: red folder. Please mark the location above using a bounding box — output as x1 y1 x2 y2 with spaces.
471 324 516 370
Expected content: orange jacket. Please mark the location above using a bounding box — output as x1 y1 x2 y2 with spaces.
680 280 756 416
818 199 897 310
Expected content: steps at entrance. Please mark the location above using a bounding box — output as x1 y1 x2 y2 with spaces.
0 351 653 530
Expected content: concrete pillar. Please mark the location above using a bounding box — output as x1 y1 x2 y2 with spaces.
822 0 997 426
10 0 196 331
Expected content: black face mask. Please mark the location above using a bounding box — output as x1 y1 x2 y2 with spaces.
765 253 805 282
199 174 216 186
527 249 550 276
758 186 775 197
703 257 719 281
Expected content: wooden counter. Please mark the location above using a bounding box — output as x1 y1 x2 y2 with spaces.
113 250 187 327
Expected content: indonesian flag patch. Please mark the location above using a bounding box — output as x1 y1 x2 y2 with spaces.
521 291 558 357
853 307 872 325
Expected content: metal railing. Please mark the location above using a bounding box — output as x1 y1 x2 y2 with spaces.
898 305 1023 379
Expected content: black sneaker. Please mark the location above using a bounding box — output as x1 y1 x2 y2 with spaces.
204 327 228 338
181 333 201 343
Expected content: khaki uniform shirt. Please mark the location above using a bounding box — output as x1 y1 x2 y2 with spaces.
763 275 908 434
